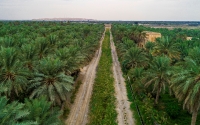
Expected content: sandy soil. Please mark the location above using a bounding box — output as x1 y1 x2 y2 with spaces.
110 30 135 125
65 30 105 125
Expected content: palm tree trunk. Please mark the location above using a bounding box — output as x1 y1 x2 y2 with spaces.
155 89 160 104
191 110 198 125
155 82 161 104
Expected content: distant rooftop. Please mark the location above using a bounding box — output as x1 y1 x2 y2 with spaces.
143 31 161 35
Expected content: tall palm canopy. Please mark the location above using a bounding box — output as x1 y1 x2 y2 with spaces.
144 56 171 104
0 47 29 97
123 47 147 70
152 37 180 60
29 57 74 106
172 58 200 125
24 97 63 125
0 96 36 125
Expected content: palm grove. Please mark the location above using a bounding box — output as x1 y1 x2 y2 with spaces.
112 24 200 125
0 21 104 124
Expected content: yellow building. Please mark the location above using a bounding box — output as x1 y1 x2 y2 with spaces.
138 31 161 47
186 37 192 41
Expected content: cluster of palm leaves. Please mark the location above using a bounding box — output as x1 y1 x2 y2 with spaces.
112 24 200 125
0 21 104 124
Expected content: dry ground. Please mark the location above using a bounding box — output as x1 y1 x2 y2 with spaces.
110 30 135 125
65 30 105 125
66 27 135 125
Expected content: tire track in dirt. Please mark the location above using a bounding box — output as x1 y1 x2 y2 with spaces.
110 29 135 125
65 30 105 125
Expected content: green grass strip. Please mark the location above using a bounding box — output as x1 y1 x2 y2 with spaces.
125 79 142 125
88 29 117 125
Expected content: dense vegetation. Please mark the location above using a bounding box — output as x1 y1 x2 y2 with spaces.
0 21 104 124
111 24 200 125
88 29 117 125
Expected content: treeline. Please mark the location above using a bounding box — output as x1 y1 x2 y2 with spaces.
112 24 200 125
0 21 104 124
95 21 200 26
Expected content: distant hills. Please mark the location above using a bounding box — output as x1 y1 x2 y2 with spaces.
32 18 97 21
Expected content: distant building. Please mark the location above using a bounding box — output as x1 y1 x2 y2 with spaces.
138 24 150 26
138 31 161 47
186 37 192 41
104 24 112 28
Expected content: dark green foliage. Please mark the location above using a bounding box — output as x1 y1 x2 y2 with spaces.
35 37 49 59
0 96 36 125
118 39 136 55
21 44 37 70
166 102 181 118
145 41 155 51
56 46 84 74
139 97 169 125
112 24 200 125
187 46 200 64
152 37 180 60
0 47 29 97
29 57 74 106
128 67 146 96
83 27 90 37
0 21 105 123
123 47 147 70
0 37 16 47
161 94 181 118
24 97 63 125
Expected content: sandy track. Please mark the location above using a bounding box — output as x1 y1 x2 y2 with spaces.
65 30 105 125
110 30 135 125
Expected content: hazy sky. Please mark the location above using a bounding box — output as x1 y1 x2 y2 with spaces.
0 0 200 21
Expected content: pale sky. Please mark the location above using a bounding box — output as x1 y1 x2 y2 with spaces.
0 0 200 21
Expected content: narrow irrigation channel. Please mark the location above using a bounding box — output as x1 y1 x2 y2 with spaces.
88 29 117 125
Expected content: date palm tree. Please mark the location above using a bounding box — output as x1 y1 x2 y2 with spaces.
24 97 63 125
171 57 200 125
48 34 58 53
118 39 136 57
21 44 37 70
80 35 102 61
35 37 49 59
145 41 155 52
0 96 36 125
0 47 29 98
29 57 74 107
144 56 171 104
122 47 147 70
187 46 200 65
127 67 146 96
0 37 16 48
48 34 57 46
56 47 84 75
152 37 180 60
129 27 146 44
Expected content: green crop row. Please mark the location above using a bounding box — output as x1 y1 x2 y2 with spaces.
88 29 117 125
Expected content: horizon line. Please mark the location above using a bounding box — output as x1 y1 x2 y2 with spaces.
0 19 200 22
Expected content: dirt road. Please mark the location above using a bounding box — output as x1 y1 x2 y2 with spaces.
66 27 134 125
110 30 135 125
65 30 105 125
